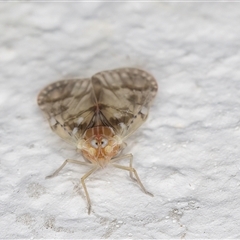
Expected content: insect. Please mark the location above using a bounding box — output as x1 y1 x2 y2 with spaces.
37 68 158 214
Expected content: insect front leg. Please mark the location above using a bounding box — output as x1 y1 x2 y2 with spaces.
110 154 136 180
111 155 153 197
81 166 98 214
46 159 92 178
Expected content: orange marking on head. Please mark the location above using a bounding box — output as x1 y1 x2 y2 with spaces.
78 126 121 168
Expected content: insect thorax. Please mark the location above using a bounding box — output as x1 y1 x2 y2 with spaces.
77 126 122 167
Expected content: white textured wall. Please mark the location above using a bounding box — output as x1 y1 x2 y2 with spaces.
1 3 240 239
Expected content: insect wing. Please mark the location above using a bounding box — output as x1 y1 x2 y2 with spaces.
37 79 96 144
91 68 158 139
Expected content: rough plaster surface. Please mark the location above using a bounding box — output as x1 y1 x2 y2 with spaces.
0 2 240 239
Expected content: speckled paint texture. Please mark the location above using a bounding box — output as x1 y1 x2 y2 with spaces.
0 2 240 239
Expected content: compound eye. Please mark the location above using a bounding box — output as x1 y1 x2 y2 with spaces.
91 139 98 148
101 138 108 148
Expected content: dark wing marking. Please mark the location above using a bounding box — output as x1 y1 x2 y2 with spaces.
91 68 158 139
37 79 96 144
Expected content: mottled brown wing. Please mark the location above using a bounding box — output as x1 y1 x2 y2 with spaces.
37 79 96 144
91 68 158 139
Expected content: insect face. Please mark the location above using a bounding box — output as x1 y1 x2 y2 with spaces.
77 126 122 168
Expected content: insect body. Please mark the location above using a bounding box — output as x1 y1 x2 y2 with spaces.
37 68 158 214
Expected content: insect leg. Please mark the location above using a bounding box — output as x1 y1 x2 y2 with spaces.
46 159 92 179
81 166 98 214
112 163 154 197
110 154 136 180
